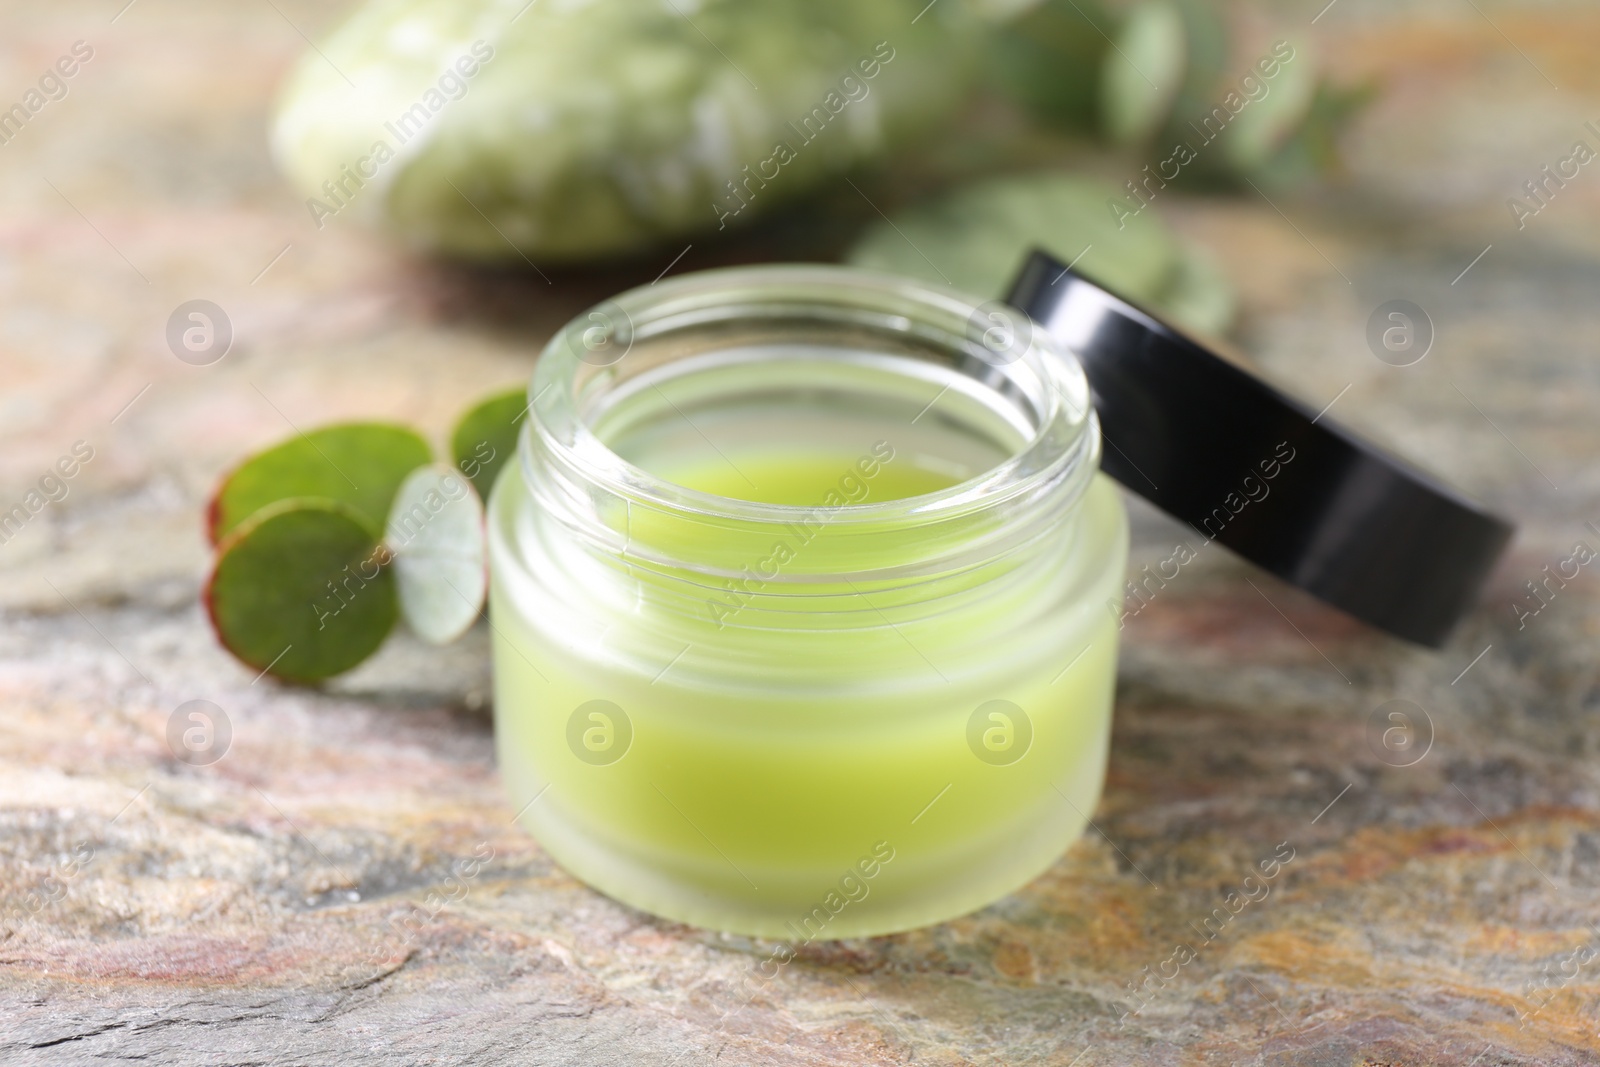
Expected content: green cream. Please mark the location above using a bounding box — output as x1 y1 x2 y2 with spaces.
657 449 962 506
489 452 1125 938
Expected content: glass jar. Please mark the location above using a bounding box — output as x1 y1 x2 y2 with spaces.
489 265 1127 939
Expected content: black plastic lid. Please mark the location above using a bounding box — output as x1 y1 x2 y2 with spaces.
1003 248 1514 648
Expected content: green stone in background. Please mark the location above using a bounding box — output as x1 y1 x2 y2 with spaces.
1099 0 1187 145
846 172 1233 335
209 422 432 543
450 387 526 502
273 0 981 263
206 499 398 683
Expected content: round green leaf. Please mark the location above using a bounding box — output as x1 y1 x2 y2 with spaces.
1099 0 1186 145
209 422 432 544
206 499 398 683
386 464 487 646
846 172 1183 306
450 388 527 502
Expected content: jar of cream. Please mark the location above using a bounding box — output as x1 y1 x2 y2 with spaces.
489 265 1127 939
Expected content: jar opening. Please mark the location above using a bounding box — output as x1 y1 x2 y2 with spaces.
593 340 1032 508
523 265 1099 583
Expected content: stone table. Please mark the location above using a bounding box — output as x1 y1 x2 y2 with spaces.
3 0 1600 1063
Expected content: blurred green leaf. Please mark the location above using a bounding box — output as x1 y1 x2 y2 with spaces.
848 172 1180 302
846 171 1233 335
1099 1 1186 145
450 388 526 502
1222 37 1318 174
987 0 1113 131
1249 77 1380 188
1159 245 1235 338
1157 0 1232 151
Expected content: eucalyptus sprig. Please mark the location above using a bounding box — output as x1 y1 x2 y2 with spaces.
989 0 1375 189
846 172 1234 337
203 387 526 684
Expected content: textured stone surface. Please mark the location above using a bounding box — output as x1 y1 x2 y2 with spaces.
3 0 1600 1063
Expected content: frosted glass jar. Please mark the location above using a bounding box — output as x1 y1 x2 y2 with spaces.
489 265 1127 939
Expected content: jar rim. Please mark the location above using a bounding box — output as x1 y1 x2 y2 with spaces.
525 263 1099 537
